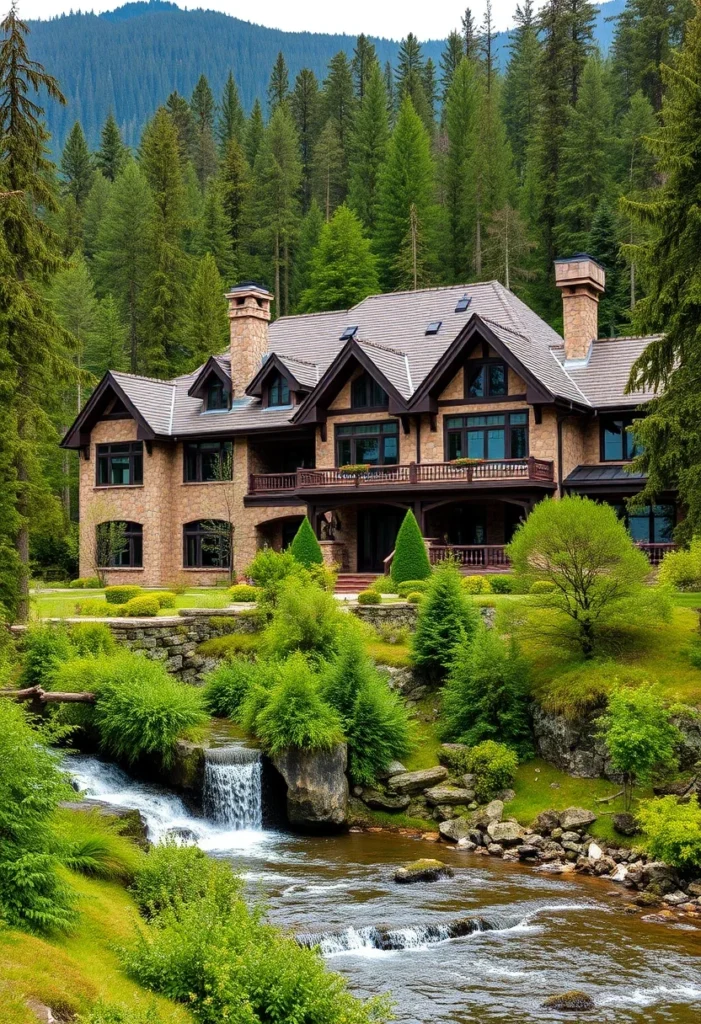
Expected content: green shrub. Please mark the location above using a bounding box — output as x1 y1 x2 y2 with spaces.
488 575 514 594
657 540 701 590
69 622 116 658
147 590 177 609
637 796 701 870
68 577 101 589
262 576 344 663
438 745 471 774
390 510 431 585
0 701 75 933
77 1002 164 1024
203 659 279 720
94 656 207 766
249 653 343 754
530 579 556 594
466 740 519 802
228 583 258 602
373 623 411 646
52 807 144 881
105 585 143 605
462 575 491 594
442 624 532 756
396 579 429 598
246 548 301 610
196 633 260 659
124 595 160 617
307 562 338 592
411 561 481 682
406 591 423 604
357 588 381 605
289 516 324 567
75 599 124 617
371 576 398 595
20 623 74 687
130 840 241 920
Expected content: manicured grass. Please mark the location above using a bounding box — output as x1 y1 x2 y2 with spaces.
0 873 191 1024
365 640 411 668
672 591 701 608
30 587 231 619
404 696 443 772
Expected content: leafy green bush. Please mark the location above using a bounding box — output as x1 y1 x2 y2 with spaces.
438 745 471 774
69 576 101 589
248 653 343 754
105 585 143 605
124 595 160 617
411 561 480 682
406 591 423 604
52 807 144 881
262 576 344 663
390 510 431 585
75 599 125 617
94 655 207 766
147 590 177 609
130 840 241 920
0 701 75 933
246 547 301 611
530 580 556 594
442 624 532 756
462 575 491 594
396 579 429 598
69 622 116 657
289 516 324 567
228 583 258 602
637 796 701 870
196 633 260 658
466 740 519 802
203 659 279 720
657 540 701 590
357 588 381 605
307 562 338 592
20 623 74 687
77 1002 164 1024
489 575 514 594
371 576 398 595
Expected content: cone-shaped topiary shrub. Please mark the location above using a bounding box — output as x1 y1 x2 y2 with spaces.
289 516 324 567
390 510 431 585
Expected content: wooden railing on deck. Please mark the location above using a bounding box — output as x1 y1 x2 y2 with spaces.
429 545 511 568
636 542 675 566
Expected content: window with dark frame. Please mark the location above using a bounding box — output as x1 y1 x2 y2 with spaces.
268 373 291 407
444 412 529 461
601 416 642 461
336 421 399 467
350 372 389 409
183 519 231 568
183 441 233 482
96 521 143 567
466 361 508 399
206 379 231 411
610 503 675 544
96 442 143 486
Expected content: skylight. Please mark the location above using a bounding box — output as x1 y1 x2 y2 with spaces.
455 295 471 313
425 321 442 335
340 325 358 341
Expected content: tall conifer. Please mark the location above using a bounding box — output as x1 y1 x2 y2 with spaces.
444 58 479 280
96 111 126 181
60 121 93 206
503 0 542 180
217 71 245 151
352 35 378 100
292 68 321 211
268 52 290 112
190 74 218 186
348 62 389 233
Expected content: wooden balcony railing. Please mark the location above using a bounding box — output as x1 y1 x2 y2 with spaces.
637 542 676 566
427 541 675 571
248 458 554 495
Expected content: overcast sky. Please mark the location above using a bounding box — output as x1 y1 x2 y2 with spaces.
18 0 533 39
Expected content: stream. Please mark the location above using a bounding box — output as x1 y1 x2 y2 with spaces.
66 752 701 1023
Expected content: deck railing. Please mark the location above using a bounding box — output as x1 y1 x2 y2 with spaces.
427 541 675 571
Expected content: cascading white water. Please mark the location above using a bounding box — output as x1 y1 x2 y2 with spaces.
202 746 263 830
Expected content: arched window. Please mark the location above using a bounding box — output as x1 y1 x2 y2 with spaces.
183 520 231 568
268 373 291 407
96 521 143 567
351 372 388 409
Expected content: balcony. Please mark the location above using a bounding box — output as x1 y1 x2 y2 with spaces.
248 457 555 496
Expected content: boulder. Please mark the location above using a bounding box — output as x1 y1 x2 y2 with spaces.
461 773 476 789
533 810 560 834
487 820 525 845
432 804 456 822
470 799 504 827
613 812 639 836
641 861 680 895
518 844 539 860
424 785 475 806
457 838 477 851
559 807 597 830
377 760 407 780
439 816 472 842
394 858 454 884
588 842 603 862
687 880 701 898
388 766 448 794
273 742 348 830
496 788 516 803
362 789 411 812
406 797 434 821
560 831 582 843
663 890 689 906
542 991 595 1012
487 843 504 856
58 799 148 847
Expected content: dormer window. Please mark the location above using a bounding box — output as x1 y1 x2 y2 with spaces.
206 379 230 411
351 371 388 409
268 372 291 407
467 362 507 399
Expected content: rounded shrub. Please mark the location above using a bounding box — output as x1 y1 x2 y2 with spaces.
75 599 124 617
466 740 519 802
462 575 491 594
406 591 424 604
530 580 556 594
396 579 429 598
147 590 177 609
357 589 381 605
228 583 259 602
124 595 160 617
657 541 701 591
289 516 324 567
488 575 514 594
203 659 280 720
390 510 431 585
371 576 398 595
251 653 343 754
105 585 143 605
68 576 101 589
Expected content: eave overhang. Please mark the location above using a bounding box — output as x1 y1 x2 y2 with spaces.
60 372 157 450
187 356 232 400
245 352 310 398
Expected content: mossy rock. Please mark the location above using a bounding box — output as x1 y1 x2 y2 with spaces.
394 859 454 884
542 991 595 1012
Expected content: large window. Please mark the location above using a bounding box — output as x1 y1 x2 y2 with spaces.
206 379 231 411
601 416 642 461
96 442 143 486
351 372 388 409
336 421 399 466
183 520 231 568
445 412 528 461
184 441 233 482
268 373 291 407
467 362 508 399
96 521 143 567
610 503 675 544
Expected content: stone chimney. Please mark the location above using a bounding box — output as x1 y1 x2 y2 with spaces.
554 254 605 361
225 282 274 397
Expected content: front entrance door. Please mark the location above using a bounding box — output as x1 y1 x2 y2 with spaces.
357 508 404 573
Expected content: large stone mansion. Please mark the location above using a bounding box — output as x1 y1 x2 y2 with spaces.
63 254 675 586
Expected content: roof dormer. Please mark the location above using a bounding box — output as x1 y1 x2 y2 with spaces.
188 356 232 412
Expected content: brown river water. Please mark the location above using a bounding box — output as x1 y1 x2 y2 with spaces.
69 754 701 1023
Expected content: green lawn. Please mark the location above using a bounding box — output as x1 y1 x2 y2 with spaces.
671 591 701 608
30 587 231 619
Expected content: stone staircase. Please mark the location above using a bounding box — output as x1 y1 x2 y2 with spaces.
335 573 380 594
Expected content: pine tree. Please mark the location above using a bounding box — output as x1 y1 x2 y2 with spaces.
461 7 479 58
245 98 265 167
444 58 479 280
483 203 536 290
82 171 112 263
393 202 432 290
479 0 497 93
197 180 235 282
216 71 245 151
93 294 128 374
468 78 516 278
49 254 100 383
503 0 542 180
352 34 378 100
618 90 657 309
395 34 432 131
348 61 389 233
611 0 693 112
440 30 465 103
0 4 78 620
565 0 598 105
95 111 126 181
323 51 356 198
190 74 218 187
301 205 378 312
184 253 229 368
60 121 93 206
587 199 625 337
219 136 250 273
291 68 321 211
375 96 437 290
312 119 345 221
181 161 203 255
268 51 289 112
166 90 195 163
291 200 323 311
383 60 396 118
422 58 438 129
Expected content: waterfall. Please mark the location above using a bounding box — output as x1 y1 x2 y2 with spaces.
203 746 263 831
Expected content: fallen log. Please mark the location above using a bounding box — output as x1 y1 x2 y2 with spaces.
595 789 624 804
0 685 96 704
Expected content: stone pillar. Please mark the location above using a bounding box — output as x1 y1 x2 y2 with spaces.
225 283 273 398
554 255 605 361
319 540 348 572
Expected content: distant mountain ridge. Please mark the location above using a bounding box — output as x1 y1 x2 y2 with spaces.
28 0 625 153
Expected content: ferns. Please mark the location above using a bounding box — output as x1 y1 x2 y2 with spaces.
52 807 145 881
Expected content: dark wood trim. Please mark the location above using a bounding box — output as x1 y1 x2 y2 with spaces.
187 356 232 401
533 405 543 425
437 394 527 407
598 413 642 463
245 351 306 398
325 405 390 417
61 372 157 449
334 419 400 468
442 411 530 463
415 414 421 462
